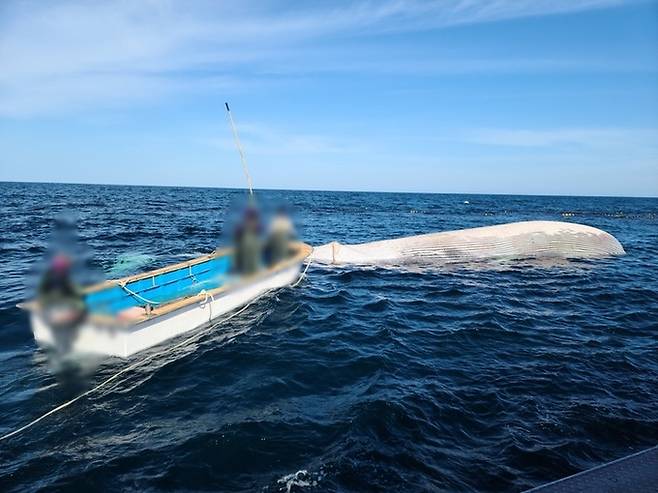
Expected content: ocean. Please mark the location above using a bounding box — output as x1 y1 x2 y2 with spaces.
0 182 657 492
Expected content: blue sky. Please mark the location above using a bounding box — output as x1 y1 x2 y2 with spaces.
1 0 657 196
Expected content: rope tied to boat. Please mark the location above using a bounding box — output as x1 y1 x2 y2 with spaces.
116 281 162 306
198 289 215 304
290 257 313 288
188 265 199 284
197 289 215 322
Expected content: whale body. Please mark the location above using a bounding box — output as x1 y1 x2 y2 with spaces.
310 221 625 265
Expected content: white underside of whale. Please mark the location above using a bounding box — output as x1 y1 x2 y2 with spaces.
310 221 625 265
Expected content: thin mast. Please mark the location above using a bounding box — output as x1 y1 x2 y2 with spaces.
225 102 254 198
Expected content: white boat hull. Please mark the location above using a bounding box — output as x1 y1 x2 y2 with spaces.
31 263 301 358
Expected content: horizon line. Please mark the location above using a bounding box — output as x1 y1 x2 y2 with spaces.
1 179 657 200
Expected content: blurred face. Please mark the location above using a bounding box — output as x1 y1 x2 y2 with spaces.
51 254 71 274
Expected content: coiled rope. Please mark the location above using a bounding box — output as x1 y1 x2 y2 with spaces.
0 260 312 443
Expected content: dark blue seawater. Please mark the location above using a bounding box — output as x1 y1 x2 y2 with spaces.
1 182 657 492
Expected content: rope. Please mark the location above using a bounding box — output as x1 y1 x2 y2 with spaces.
197 289 215 322
189 265 199 284
117 282 161 306
0 299 256 443
290 258 312 288
198 289 215 304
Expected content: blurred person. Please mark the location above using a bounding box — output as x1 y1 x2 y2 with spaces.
37 253 87 329
265 206 296 266
233 206 262 275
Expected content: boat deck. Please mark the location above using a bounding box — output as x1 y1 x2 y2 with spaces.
526 445 658 492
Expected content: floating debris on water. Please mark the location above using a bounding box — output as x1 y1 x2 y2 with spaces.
107 252 155 277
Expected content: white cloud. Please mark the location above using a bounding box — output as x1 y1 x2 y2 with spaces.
464 127 658 150
207 121 364 156
0 0 643 116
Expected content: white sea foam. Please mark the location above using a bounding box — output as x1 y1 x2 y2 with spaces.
276 468 325 492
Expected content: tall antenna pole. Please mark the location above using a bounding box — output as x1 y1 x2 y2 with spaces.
225 102 254 198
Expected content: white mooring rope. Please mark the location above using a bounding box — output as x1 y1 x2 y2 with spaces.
290 258 312 288
117 282 162 306
0 261 311 443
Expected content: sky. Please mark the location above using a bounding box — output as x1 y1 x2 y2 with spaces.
1 0 657 197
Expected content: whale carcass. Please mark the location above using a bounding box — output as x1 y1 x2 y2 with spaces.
310 221 625 265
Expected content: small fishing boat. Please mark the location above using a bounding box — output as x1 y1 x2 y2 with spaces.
20 242 312 357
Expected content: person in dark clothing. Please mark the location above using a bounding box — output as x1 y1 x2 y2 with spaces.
37 253 86 329
38 254 77 299
233 207 263 275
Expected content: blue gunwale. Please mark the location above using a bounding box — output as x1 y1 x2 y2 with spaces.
84 249 233 316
